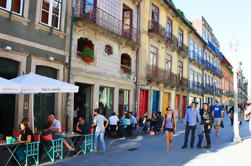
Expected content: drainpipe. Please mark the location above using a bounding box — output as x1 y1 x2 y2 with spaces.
66 1 75 132
8 0 13 20
134 1 141 115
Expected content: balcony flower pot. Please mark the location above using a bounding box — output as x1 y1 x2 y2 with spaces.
81 48 94 62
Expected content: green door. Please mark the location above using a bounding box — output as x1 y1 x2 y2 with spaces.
0 57 19 137
34 66 57 131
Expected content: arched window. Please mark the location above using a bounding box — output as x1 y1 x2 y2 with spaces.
121 54 131 74
77 37 94 62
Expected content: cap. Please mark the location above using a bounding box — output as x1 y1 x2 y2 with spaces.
216 100 220 102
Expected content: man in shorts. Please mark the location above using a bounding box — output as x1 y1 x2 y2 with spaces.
212 100 224 136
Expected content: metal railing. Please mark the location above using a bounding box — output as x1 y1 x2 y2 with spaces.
75 1 139 43
148 20 166 38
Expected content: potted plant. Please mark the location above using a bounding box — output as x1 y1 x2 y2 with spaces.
81 48 94 62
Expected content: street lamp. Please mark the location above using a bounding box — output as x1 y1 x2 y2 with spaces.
230 38 241 143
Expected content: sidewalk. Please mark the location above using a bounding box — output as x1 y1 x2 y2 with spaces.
46 116 251 166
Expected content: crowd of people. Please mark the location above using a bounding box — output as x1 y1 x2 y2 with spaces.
9 100 251 163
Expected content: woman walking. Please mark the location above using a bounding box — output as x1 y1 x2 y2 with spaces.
162 107 176 152
197 103 213 149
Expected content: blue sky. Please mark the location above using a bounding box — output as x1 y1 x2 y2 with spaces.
173 0 250 90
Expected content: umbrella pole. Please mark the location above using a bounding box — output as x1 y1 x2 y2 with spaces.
31 94 35 133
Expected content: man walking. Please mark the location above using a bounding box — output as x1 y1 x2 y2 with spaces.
182 102 201 149
212 100 224 136
92 108 109 152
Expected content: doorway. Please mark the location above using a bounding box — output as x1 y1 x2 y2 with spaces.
118 89 129 118
74 83 93 123
34 66 57 131
139 89 149 119
152 90 160 114
163 92 170 116
99 87 114 118
182 96 187 118
0 57 19 136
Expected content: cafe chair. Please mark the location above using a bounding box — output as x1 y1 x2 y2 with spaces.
24 141 40 166
80 134 93 154
42 138 64 162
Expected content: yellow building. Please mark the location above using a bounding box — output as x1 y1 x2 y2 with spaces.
137 0 193 118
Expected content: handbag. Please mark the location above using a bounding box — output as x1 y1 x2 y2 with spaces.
220 120 224 128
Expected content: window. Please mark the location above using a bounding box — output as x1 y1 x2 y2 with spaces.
189 39 194 58
208 75 210 85
165 54 172 79
0 0 23 15
105 45 113 55
194 43 198 58
40 0 62 29
166 17 172 41
77 37 94 62
204 73 207 85
152 3 159 23
198 47 201 60
178 61 183 83
190 70 193 88
121 54 131 74
178 28 183 50
122 4 133 39
150 45 158 67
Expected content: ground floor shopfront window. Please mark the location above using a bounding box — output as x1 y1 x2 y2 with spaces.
99 87 114 118
118 89 129 118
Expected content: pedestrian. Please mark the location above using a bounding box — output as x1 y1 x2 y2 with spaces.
139 112 149 134
48 114 61 132
92 108 109 152
182 102 201 149
197 103 213 149
229 106 234 126
108 112 119 137
212 100 224 136
162 107 176 152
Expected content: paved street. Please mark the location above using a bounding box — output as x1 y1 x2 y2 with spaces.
45 116 251 166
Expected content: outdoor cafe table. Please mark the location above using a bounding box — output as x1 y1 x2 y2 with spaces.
55 132 83 158
0 141 26 166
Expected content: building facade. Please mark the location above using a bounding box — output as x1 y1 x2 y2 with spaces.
221 56 234 106
192 17 223 105
0 0 71 135
237 65 248 104
71 0 140 129
137 0 192 118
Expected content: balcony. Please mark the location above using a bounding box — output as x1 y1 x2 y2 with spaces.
189 81 204 94
148 20 166 39
173 74 188 91
189 52 205 69
75 1 139 43
164 72 176 87
146 65 164 84
177 44 188 58
165 34 178 51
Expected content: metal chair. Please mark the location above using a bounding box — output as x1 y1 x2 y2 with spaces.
43 139 64 162
24 141 40 166
80 134 93 154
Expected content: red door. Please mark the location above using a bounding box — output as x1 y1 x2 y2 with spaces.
175 94 180 110
182 96 187 118
139 89 149 119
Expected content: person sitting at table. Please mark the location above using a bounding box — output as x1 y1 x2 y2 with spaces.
15 119 34 162
41 121 75 151
121 114 131 137
76 117 91 135
48 114 61 132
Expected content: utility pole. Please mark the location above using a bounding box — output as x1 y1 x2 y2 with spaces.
230 38 241 143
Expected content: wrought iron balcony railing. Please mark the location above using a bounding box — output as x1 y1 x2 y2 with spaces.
75 1 139 43
165 34 178 50
146 65 164 83
148 20 166 38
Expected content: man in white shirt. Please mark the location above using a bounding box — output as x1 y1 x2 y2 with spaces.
48 114 61 132
108 112 119 137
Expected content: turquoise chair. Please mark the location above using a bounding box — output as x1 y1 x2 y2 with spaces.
80 134 93 154
43 139 63 162
24 141 40 166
